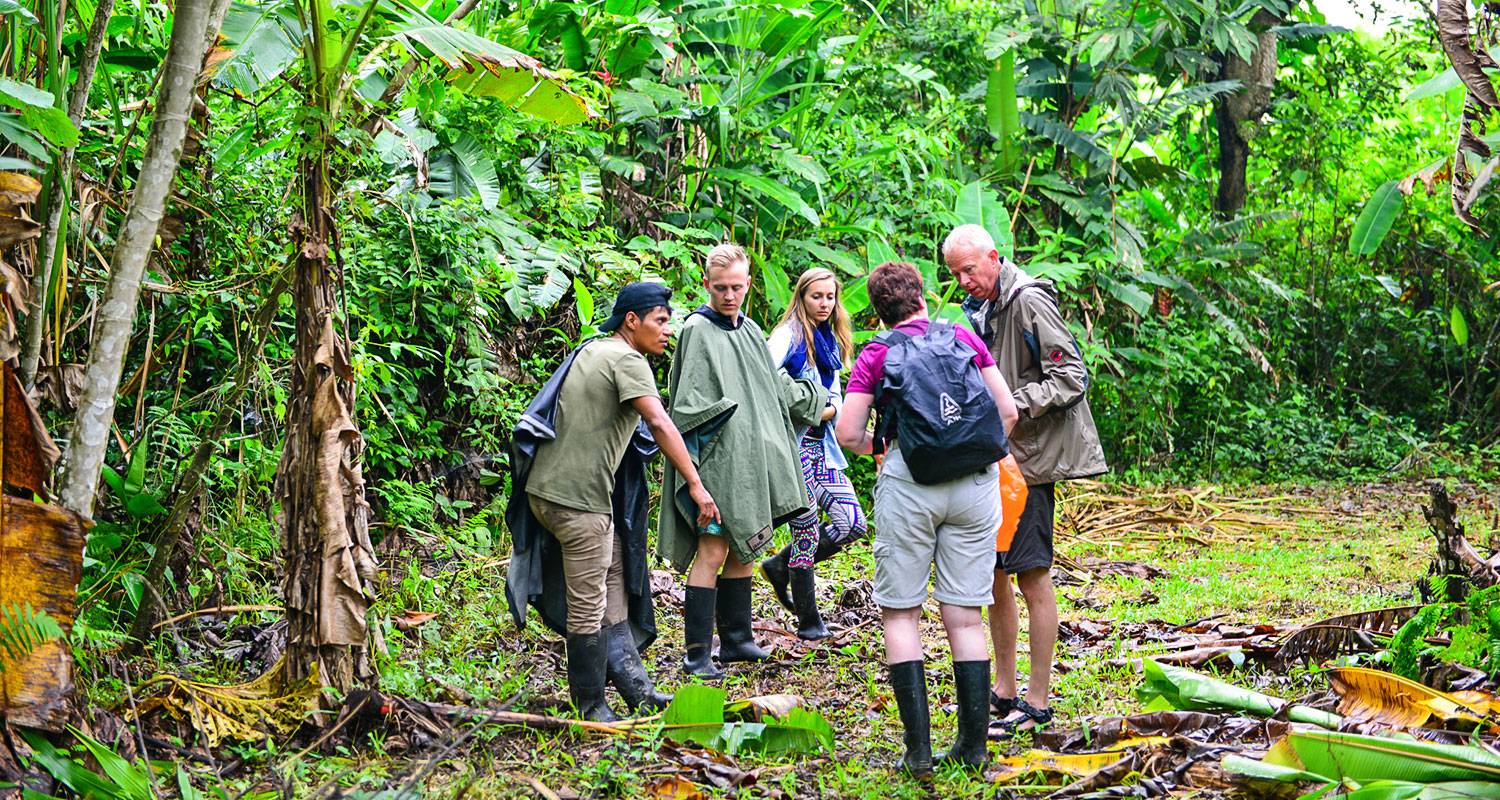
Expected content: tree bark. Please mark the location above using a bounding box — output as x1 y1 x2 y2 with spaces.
20 0 118 388
55 0 221 518
1212 9 1281 218
276 0 379 699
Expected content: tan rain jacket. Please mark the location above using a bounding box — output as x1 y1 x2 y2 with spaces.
963 261 1108 485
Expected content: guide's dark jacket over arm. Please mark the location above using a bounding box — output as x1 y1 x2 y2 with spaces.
504 343 660 650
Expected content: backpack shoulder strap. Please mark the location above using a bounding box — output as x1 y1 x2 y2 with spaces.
874 328 912 348
999 282 1056 315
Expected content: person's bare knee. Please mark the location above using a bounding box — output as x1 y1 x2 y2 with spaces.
720 547 754 579
689 535 730 586
1017 568 1054 602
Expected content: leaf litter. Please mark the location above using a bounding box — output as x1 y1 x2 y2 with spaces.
993 481 1500 798
108 480 1500 798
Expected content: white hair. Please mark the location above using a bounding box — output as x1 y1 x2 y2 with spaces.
942 224 996 259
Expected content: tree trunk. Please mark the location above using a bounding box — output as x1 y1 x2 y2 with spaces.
1212 9 1281 218
277 144 378 696
20 0 117 388
275 0 379 695
55 0 223 518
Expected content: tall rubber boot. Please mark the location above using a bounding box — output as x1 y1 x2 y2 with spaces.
812 526 843 563
760 544 796 613
715 576 770 662
682 586 725 679
937 660 991 770
888 660 933 777
763 525 845 615
604 621 671 712
565 631 619 722
788 567 831 640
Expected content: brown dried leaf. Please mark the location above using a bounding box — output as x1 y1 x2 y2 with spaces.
395 609 439 631
0 493 87 731
645 776 705 800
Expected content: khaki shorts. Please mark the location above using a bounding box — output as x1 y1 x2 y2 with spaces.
871 447 1002 609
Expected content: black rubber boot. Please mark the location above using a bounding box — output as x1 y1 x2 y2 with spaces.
789 567 831 640
760 544 795 613
888 660 933 778
682 586 725 679
715 576 770 662
604 621 671 712
937 660 991 770
812 526 843 563
565 631 619 722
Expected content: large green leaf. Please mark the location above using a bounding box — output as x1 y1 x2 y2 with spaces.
788 239 862 276
393 8 593 126
1349 180 1403 256
1451 307 1469 346
954 180 1014 260
710 167 819 226
214 1 303 98
449 133 500 209
0 77 56 109
1406 46 1500 101
0 0 38 23
0 113 51 162
1280 731 1500 784
662 684 728 747
1139 661 1341 728
1020 111 1116 175
865 236 898 270
0 79 76 148
1346 781 1500 800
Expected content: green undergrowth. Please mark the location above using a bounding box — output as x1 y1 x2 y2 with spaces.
147 482 1442 798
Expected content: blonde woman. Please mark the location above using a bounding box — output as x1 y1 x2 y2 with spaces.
761 267 868 640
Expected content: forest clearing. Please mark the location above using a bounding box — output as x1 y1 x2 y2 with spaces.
1 0 1498 795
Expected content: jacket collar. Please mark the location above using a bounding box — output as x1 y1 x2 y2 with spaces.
693 304 744 330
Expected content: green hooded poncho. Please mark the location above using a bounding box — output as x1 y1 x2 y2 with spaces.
658 309 826 572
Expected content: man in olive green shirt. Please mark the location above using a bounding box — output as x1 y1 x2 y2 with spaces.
526 282 719 721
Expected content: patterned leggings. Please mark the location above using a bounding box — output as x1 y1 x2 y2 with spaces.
789 432 867 568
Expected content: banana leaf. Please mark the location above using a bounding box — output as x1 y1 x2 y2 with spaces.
1138 660 1342 728
660 685 833 755
1345 781 1500 800
1226 730 1500 789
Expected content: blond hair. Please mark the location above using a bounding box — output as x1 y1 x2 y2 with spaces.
706 243 750 274
778 267 854 363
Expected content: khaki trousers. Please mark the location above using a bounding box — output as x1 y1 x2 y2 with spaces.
529 495 628 634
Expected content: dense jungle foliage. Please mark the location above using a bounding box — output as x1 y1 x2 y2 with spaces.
0 0 1498 791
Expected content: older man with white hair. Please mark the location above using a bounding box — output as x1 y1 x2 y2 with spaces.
943 224 1108 734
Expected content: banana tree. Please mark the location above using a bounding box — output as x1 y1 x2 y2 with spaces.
209 0 589 698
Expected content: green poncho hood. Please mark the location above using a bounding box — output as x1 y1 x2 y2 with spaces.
658 310 825 571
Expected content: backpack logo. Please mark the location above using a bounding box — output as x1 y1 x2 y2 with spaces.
939 392 962 426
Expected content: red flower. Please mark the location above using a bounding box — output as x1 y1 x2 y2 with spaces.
594 70 615 85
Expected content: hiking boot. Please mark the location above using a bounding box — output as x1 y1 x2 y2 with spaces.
604 621 671 713
760 544 795 613
789 566 831 641
682 586 725 679
889 660 933 777
937 660 991 770
565 631 619 722
715 576 770 662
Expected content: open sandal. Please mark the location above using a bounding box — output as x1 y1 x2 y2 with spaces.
990 691 1017 716
991 698 1053 735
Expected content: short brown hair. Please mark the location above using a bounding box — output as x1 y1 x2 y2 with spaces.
867 261 925 326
